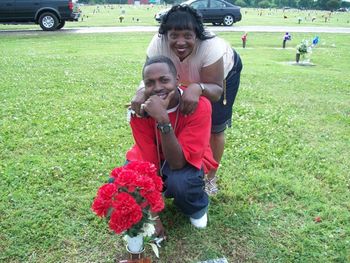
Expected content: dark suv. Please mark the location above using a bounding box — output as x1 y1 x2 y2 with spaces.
0 0 80 31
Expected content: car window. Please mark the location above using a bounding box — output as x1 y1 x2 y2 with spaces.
190 0 208 9
210 0 226 8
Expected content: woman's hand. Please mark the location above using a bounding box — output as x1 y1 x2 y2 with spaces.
180 83 202 115
131 87 147 116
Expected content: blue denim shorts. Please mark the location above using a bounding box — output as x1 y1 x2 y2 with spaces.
211 49 243 134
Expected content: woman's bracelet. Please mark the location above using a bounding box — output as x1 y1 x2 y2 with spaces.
197 82 205 94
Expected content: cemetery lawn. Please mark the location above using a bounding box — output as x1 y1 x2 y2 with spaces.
0 5 350 30
0 32 349 262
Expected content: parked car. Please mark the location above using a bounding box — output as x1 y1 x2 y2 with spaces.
0 0 80 31
155 0 242 26
336 8 348 12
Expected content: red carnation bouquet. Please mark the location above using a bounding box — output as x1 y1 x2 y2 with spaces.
91 161 164 239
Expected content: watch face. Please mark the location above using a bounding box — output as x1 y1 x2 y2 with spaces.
158 123 172 134
162 125 171 133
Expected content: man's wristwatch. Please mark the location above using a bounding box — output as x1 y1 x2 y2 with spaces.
157 122 172 134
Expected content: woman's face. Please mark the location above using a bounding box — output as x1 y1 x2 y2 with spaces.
167 29 196 61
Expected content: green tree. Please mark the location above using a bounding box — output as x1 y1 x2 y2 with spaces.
326 0 341 9
341 1 350 8
297 0 313 8
273 0 283 8
316 0 329 9
258 0 271 7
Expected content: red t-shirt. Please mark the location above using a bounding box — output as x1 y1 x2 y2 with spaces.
126 96 218 173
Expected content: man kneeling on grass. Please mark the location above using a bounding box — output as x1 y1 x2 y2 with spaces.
126 56 218 236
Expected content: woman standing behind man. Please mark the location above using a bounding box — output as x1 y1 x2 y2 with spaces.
132 5 242 195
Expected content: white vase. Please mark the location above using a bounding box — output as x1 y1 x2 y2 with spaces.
126 234 144 253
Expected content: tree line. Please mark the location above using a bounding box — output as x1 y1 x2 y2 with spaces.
78 0 350 11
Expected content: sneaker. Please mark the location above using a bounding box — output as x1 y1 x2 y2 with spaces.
205 177 218 196
190 213 207 228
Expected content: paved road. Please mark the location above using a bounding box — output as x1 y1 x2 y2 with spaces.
1 25 350 35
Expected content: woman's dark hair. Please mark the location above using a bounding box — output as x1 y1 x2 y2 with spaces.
158 5 215 40
143 55 177 78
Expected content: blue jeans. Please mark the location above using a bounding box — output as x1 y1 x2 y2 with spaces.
211 49 243 133
161 162 209 219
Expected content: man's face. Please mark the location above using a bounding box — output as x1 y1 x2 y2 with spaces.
143 62 178 103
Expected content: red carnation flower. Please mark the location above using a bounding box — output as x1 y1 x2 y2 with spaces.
108 192 142 234
91 183 117 217
125 161 157 176
110 167 123 179
136 175 156 194
114 169 139 192
92 198 109 217
143 191 164 213
125 161 163 192
148 173 163 192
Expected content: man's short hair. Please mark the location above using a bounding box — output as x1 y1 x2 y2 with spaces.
143 56 177 78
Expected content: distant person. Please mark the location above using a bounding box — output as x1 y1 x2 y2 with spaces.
283 32 291 48
127 56 218 235
131 5 243 195
242 32 248 48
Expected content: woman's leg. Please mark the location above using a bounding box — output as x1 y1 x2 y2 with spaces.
206 50 242 195
207 131 225 180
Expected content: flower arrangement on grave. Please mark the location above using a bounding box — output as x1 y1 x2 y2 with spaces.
296 39 313 56
91 161 164 259
295 39 313 62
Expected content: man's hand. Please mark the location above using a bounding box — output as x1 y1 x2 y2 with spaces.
131 87 147 117
180 83 202 115
154 217 166 239
143 90 176 123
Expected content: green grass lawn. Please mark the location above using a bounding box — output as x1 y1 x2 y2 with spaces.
0 31 349 262
0 5 349 30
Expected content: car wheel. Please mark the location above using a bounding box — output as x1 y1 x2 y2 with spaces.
212 22 221 26
39 12 59 31
223 15 234 26
56 20 66 30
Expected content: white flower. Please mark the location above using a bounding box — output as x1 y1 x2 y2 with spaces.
141 223 155 237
